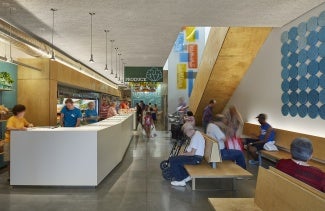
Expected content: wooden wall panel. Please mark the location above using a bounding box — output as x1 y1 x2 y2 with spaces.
188 27 229 114
192 27 271 125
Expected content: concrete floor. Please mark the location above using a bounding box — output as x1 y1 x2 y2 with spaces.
0 130 262 211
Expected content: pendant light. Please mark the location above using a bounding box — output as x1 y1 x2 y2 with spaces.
115 47 118 78
8 7 13 62
50 8 57 60
110 40 114 74
118 53 121 81
89 12 95 63
122 61 126 83
104 29 109 71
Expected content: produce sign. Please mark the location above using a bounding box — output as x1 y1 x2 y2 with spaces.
124 67 163 82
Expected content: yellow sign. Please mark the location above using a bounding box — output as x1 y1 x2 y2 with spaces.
177 64 186 89
185 27 196 42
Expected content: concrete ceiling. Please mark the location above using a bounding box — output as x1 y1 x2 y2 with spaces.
0 0 325 84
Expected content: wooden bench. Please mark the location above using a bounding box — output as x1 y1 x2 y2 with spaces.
209 167 325 211
243 123 325 172
184 133 252 190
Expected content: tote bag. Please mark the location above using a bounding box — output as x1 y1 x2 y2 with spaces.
225 137 244 152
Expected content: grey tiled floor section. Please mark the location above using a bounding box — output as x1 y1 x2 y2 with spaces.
0 130 261 211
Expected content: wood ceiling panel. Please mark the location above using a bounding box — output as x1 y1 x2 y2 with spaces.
192 27 271 125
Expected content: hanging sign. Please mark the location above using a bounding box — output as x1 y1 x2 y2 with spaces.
124 67 163 82
188 44 198 68
177 64 186 89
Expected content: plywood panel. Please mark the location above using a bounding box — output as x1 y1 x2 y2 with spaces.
208 198 261 211
17 79 50 126
189 27 229 114
255 167 325 211
17 58 49 80
193 27 271 125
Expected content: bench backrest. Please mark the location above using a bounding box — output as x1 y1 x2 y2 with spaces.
201 133 222 163
269 167 325 199
243 123 325 162
255 167 325 211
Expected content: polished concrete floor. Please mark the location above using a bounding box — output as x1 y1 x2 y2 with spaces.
0 129 263 211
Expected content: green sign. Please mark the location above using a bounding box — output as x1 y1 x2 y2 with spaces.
124 67 163 82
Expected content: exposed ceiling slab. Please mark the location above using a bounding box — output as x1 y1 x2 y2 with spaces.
0 0 324 84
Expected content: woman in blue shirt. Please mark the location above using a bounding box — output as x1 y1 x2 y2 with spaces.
85 101 98 124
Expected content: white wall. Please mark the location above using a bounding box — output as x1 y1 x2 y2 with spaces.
168 27 206 113
227 4 325 137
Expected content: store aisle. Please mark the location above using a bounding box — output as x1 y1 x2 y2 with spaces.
0 130 258 211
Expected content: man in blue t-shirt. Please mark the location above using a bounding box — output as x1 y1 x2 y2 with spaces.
60 98 82 127
85 101 98 124
246 113 275 165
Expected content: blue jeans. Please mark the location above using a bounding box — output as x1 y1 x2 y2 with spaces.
169 155 203 181
221 149 246 169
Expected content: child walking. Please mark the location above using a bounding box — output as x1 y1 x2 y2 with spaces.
144 111 153 138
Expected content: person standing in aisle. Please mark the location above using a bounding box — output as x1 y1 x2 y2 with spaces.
143 111 154 138
202 99 217 133
2 104 33 182
151 104 158 123
85 101 98 124
60 98 82 127
99 99 109 120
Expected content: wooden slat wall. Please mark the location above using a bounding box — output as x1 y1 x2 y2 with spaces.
191 27 271 125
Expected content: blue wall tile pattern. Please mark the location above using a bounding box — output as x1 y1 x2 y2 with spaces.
281 11 325 119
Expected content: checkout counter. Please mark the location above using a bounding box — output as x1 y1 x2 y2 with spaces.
10 113 134 186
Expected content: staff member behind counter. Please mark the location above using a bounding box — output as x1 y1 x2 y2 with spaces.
60 98 82 127
1 104 33 182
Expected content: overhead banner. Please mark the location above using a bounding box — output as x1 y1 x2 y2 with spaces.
124 67 163 82
188 44 198 68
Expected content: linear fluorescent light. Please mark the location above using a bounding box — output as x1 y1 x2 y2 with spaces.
55 57 118 89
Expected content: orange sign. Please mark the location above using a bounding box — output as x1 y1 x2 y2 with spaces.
188 44 198 68
177 64 186 89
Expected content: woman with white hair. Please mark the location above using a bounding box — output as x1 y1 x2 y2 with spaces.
169 124 205 187
276 138 325 192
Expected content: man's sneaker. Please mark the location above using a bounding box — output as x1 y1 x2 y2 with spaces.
171 180 186 187
249 160 259 165
183 176 192 182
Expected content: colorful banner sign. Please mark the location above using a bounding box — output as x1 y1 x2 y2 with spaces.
188 44 198 68
177 64 187 89
185 27 196 42
124 67 163 82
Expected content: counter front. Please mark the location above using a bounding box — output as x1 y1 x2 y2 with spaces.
10 113 134 186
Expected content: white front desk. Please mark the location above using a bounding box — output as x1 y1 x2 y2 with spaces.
10 113 134 186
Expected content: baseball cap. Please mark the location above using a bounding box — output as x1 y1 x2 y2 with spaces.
256 113 267 119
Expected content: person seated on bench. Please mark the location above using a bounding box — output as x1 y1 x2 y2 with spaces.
276 138 325 192
170 123 205 187
246 113 275 165
206 114 246 169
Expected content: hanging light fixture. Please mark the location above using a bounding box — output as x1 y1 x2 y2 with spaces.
89 12 95 63
50 8 57 60
110 40 114 74
115 47 118 78
122 61 126 83
118 53 121 81
104 29 109 71
8 7 13 62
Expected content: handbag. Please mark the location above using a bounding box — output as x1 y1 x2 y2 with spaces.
151 124 157 138
225 136 244 152
263 141 278 151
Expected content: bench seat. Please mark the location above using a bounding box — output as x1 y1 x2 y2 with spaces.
261 150 325 172
208 198 262 211
243 123 325 172
209 167 325 211
184 160 252 190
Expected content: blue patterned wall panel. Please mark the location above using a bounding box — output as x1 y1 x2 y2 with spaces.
298 104 308 117
281 10 325 119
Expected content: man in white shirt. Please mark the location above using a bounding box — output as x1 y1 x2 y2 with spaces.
170 123 205 187
206 115 246 169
